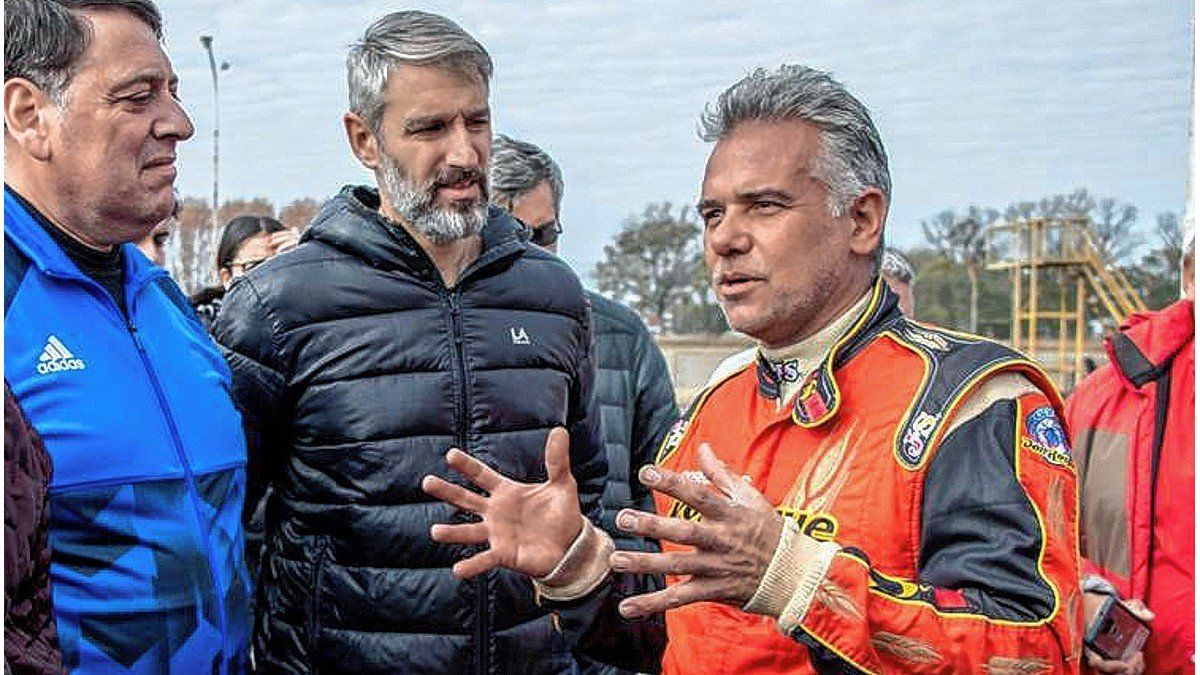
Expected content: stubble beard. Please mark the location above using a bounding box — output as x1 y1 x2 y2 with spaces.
378 152 488 244
718 263 842 348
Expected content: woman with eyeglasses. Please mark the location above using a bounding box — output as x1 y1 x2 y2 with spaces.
191 215 299 333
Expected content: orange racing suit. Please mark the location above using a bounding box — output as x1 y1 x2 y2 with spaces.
653 281 1082 673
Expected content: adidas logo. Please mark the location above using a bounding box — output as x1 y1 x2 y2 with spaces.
37 335 86 375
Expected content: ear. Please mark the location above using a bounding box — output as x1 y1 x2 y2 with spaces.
343 111 381 171
846 187 887 259
4 78 57 161
218 267 232 288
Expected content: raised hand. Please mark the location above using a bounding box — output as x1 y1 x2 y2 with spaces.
422 427 584 579
268 228 300 254
608 443 784 618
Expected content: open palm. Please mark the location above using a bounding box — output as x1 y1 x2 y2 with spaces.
422 427 584 579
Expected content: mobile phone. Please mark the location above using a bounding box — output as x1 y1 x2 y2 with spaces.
1083 594 1151 662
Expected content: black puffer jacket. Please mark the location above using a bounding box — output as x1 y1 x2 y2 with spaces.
214 186 607 674
587 292 678 551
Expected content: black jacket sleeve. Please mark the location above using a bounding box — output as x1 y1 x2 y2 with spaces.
211 278 288 534
553 572 668 673
554 304 668 672
630 323 679 524
567 300 610 524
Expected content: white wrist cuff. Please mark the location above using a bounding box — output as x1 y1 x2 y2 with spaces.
533 516 615 602
775 540 840 635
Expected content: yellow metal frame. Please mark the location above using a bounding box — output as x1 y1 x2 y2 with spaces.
987 217 1146 390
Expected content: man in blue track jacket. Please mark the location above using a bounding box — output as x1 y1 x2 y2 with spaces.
4 1 252 672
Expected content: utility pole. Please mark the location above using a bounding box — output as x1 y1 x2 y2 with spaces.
199 35 229 231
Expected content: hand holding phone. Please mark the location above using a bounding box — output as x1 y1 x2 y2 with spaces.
1084 594 1152 666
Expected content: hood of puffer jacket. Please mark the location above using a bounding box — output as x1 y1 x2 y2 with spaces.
1105 299 1194 389
302 185 526 278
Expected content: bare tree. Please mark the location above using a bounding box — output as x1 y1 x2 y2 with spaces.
592 202 703 331
1090 197 1140 264
217 197 275 224
279 197 322 232
169 197 220 294
1154 211 1184 272
922 205 998 333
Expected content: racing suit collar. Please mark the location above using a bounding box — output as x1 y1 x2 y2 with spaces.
756 291 872 409
753 276 904 427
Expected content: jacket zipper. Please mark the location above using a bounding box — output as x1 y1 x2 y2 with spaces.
447 289 490 675
405 233 519 675
50 269 231 673
125 295 230 674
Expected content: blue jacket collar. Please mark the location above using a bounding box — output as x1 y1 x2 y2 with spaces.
4 186 164 289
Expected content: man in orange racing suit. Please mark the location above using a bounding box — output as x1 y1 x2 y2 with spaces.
420 64 1082 674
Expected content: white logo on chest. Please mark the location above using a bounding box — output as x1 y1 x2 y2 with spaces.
37 335 86 375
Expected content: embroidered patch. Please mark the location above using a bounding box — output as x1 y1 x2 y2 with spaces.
984 656 1051 674
903 325 950 352
1021 406 1071 466
870 632 942 665
793 373 831 424
933 587 969 610
655 416 691 464
772 358 803 383
900 411 938 463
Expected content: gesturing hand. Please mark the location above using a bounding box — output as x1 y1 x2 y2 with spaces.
268 229 300 254
421 427 584 579
609 443 784 618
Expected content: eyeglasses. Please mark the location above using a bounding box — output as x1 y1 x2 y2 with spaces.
516 219 563 247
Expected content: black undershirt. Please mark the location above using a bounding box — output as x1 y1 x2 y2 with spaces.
6 186 127 317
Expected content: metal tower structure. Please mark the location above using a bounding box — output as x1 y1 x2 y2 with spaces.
987 217 1146 389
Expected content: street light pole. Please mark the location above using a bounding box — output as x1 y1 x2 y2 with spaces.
199 35 228 232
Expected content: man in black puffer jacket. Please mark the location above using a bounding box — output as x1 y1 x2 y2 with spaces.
213 11 606 674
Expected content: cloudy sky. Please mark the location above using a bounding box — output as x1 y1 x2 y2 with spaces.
159 1 1192 284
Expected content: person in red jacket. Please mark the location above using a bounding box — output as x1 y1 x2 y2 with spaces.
1066 240 1195 674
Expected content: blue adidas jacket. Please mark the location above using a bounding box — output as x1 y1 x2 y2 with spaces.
4 188 252 674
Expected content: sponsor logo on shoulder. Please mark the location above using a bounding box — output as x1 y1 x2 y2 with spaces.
1021 405 1071 466
659 417 689 457
904 324 950 352
36 335 86 375
900 411 938 463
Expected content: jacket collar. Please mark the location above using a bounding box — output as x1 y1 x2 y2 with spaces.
754 276 903 426
1105 299 1194 388
4 185 164 290
305 185 526 281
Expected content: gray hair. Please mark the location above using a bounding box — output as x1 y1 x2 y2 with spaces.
490 134 564 215
699 65 891 219
5 0 162 105
880 247 915 285
347 10 493 134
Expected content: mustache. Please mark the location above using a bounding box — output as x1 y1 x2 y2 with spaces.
434 166 486 188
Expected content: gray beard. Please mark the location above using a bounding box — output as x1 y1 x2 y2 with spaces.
379 154 487 244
